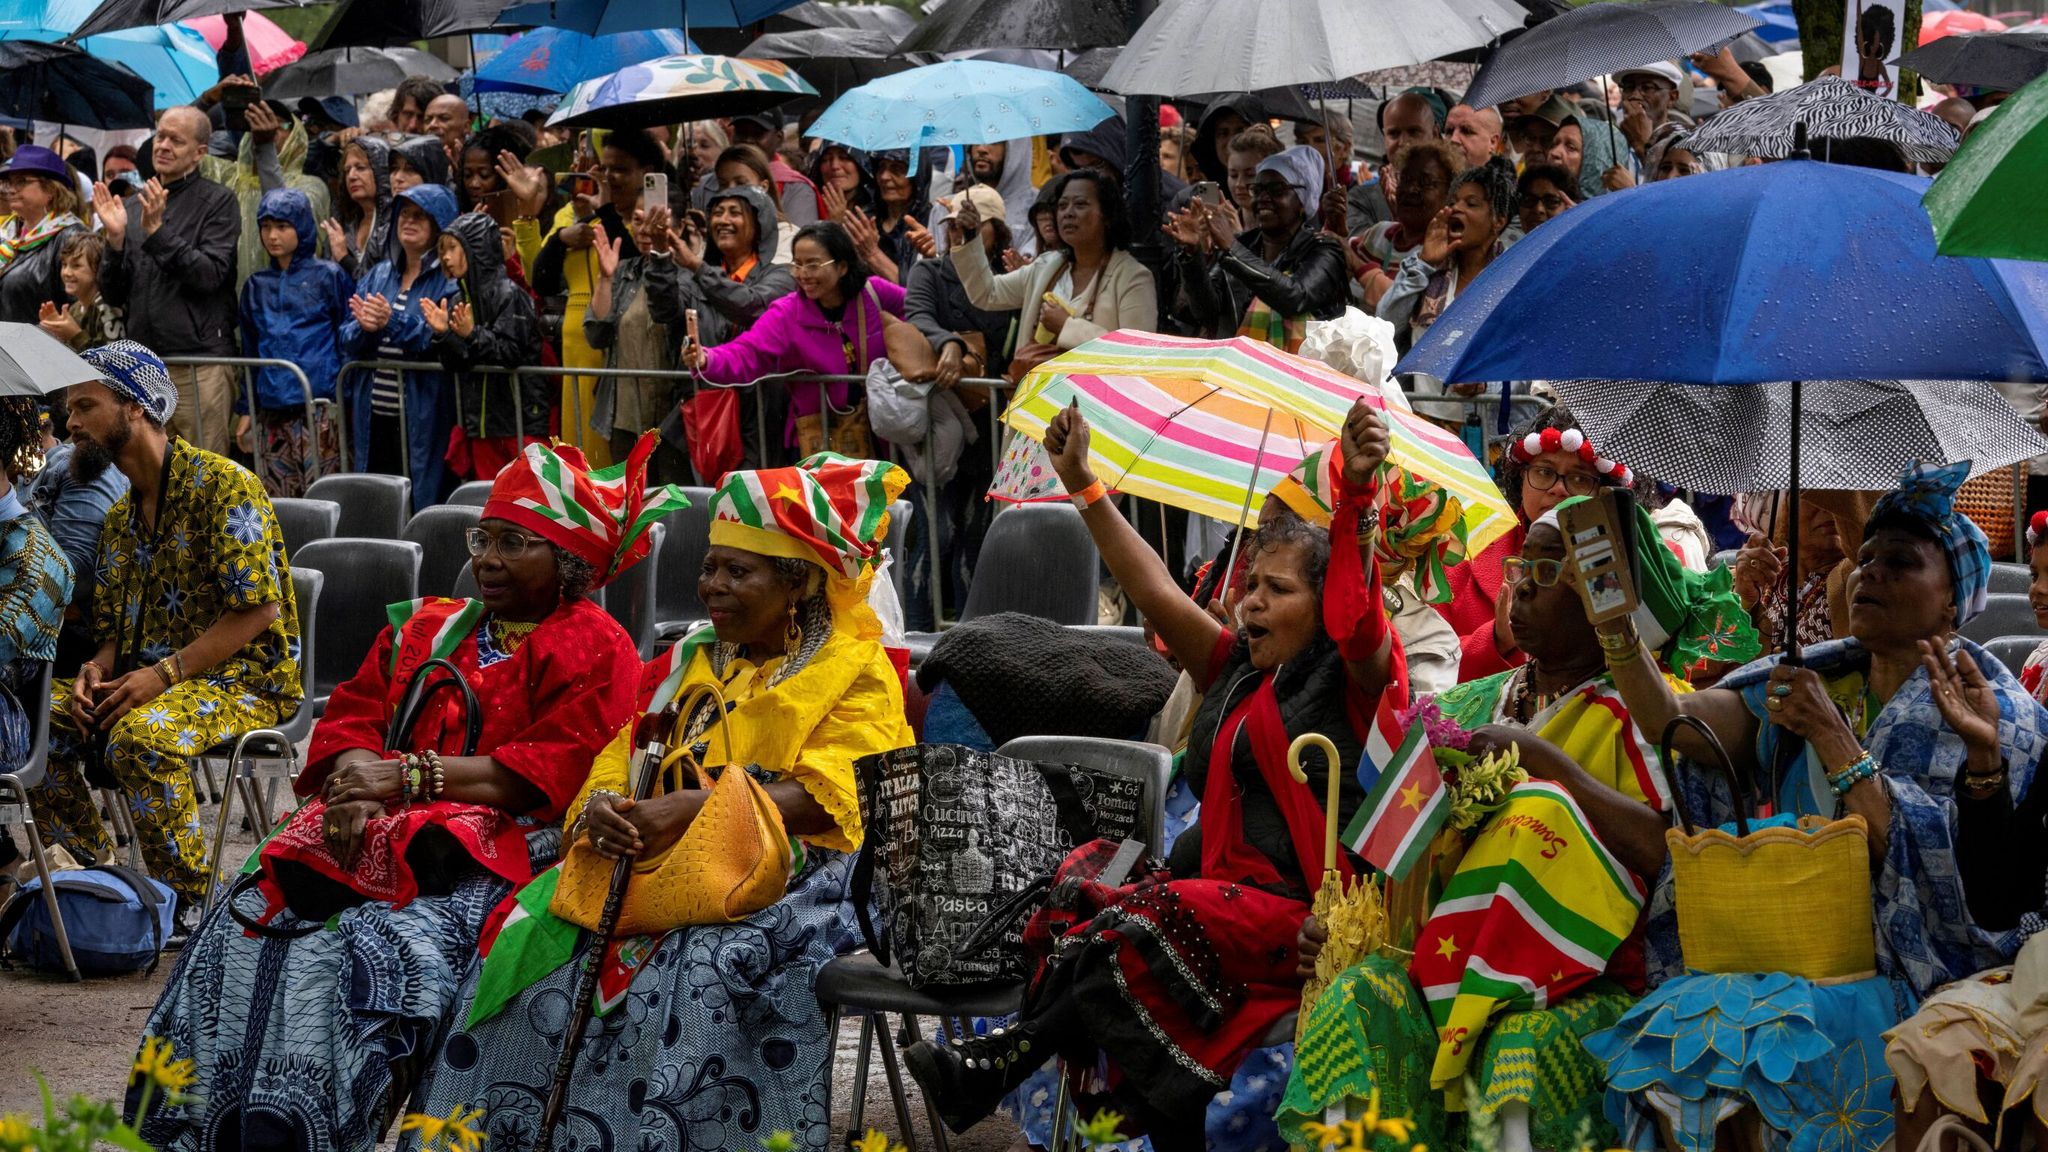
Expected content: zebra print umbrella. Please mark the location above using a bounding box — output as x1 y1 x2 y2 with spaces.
1461 0 1757 108
1684 75 1962 162
1548 377 2048 493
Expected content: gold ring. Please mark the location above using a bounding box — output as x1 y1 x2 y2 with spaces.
326 823 340 835
1766 697 1782 711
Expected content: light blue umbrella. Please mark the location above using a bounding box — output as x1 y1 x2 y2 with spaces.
475 26 699 94
806 59 1114 172
0 0 216 109
498 0 807 36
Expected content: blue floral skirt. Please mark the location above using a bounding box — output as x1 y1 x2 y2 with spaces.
1586 972 1912 1152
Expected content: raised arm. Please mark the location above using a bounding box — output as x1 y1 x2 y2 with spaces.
1044 401 1224 677
1597 617 1761 780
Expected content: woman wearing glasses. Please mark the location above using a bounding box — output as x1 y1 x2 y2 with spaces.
133 439 667 1152
1436 410 1635 683
1279 488 1760 1152
1166 143 1348 352
681 219 904 459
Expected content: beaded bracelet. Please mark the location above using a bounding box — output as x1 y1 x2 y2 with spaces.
421 749 446 801
1827 752 1878 796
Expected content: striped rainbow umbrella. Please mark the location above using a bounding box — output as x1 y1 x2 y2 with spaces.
997 330 1514 550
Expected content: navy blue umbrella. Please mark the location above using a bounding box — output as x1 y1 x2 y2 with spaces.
1397 159 2048 386
498 0 806 35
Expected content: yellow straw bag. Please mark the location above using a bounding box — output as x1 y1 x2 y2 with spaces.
1660 716 1877 980
550 683 793 934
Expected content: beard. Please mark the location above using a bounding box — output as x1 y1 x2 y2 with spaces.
71 423 127 485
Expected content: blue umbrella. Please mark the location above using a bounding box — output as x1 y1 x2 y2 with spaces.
474 26 699 94
456 72 561 121
807 59 1114 172
1397 159 2048 386
1734 1 1802 46
498 0 807 36
0 0 213 109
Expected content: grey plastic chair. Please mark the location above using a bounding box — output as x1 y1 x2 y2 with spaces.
448 480 494 508
0 663 76 979
296 539 420 715
1990 562 2032 594
1983 635 2044 680
815 736 1174 1151
1961 593 2044 644
403 504 483 600
652 488 715 641
305 473 412 540
883 497 912 603
453 560 480 600
604 521 664 660
271 497 341 560
957 503 1099 625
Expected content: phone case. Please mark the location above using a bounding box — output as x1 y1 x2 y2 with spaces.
1559 489 1641 626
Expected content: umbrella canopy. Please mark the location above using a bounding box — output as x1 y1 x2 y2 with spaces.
1925 70 2048 261
67 0 320 39
1682 75 1961 163
897 0 1131 54
1920 9 2008 44
740 28 929 100
476 27 698 94
259 45 458 100
1734 0 1802 46
184 11 302 72
999 331 1516 547
807 59 1113 164
1896 27 2048 91
457 71 561 119
1462 0 1758 108
312 0 510 46
1101 0 1524 97
0 21 214 108
499 0 809 36
1398 159 2048 386
0 40 152 128
547 53 816 129
1550 377 2048 492
0 322 106 396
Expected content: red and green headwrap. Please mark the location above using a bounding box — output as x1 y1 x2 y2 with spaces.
1272 442 1470 604
482 431 692 588
707 452 909 580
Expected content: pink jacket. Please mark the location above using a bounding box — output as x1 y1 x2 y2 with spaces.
700 276 907 443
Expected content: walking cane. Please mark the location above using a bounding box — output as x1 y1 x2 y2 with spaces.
533 703 681 1151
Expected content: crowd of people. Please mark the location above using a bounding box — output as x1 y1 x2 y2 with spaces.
0 39 2041 1152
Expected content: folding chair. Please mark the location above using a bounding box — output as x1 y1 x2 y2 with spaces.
447 480 494 508
305 473 412 540
0 662 78 979
1961 593 2044 644
651 488 715 642
403 504 483 600
271 497 341 560
296 539 421 717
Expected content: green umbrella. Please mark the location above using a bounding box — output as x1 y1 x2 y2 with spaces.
1924 69 2048 260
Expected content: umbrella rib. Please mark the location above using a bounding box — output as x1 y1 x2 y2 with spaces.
1105 382 1227 491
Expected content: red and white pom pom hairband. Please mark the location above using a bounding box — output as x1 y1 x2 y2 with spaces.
1509 426 1633 487
2029 510 2048 550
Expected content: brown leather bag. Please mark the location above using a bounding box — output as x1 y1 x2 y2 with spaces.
885 313 938 382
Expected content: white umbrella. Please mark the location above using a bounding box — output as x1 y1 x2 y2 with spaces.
0 323 102 396
1099 0 1525 97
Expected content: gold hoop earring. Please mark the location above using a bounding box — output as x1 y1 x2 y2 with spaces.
784 601 803 655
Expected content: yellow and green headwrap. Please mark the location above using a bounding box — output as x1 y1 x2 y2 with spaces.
707 452 909 581
1271 442 1470 604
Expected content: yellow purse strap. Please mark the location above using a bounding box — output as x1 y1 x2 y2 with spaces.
659 680 736 790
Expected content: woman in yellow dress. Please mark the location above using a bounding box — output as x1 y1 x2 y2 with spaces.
412 453 915 1152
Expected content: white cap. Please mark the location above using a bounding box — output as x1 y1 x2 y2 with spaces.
1615 60 1685 89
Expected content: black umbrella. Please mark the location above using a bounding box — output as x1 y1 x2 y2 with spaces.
67 0 320 39
897 0 1132 54
740 28 932 100
1066 48 1347 119
311 0 514 47
1897 28 2048 92
1461 0 1758 109
259 46 461 100
0 42 153 130
692 1 915 54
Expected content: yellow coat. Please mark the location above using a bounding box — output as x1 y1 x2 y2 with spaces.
567 627 912 855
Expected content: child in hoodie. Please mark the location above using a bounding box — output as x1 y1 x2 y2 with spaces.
238 188 353 497
423 210 548 480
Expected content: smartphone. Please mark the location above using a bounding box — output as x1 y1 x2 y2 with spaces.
643 171 670 213
556 171 597 199
1559 488 1641 628
685 308 700 347
1190 180 1222 206
222 84 257 134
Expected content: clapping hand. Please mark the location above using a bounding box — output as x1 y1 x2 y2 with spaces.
419 297 451 334
1420 207 1453 267
451 302 474 338
1164 204 1208 248
593 220 623 279
37 301 78 343
92 181 129 245
842 206 881 258
496 151 549 217
349 292 393 333
1205 199 1243 247
1923 641 2003 761
138 179 169 238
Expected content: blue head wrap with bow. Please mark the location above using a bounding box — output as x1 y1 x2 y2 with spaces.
1866 460 1991 628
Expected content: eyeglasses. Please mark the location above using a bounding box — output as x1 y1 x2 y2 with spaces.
1502 556 1570 588
1520 192 1570 212
790 258 839 273
1524 463 1602 497
465 527 544 560
1249 181 1301 201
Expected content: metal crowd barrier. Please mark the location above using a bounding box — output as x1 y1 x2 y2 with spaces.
159 356 332 482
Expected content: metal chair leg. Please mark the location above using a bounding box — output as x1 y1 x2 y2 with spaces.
847 1013 875 1147
99 788 144 871
6 781 78 981
1048 1058 1074 1152
203 764 240 917
872 1011 921 1152
899 1014 950 1152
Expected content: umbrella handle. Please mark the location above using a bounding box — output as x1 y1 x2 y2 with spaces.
1288 732 1343 875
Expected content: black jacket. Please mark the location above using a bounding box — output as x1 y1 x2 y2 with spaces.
433 211 548 441
102 171 241 355
0 221 83 325
1175 221 1349 337
904 250 1015 379
643 184 791 348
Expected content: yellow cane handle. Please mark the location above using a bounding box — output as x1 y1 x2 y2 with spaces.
1288 733 1343 875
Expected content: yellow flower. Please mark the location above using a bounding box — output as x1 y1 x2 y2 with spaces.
0 1112 33 1147
850 1130 907 1152
1076 1108 1129 1144
1301 1119 1348 1150
130 1036 197 1096
760 1133 799 1152
398 1104 486 1152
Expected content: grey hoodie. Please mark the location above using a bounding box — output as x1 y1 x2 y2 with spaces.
643 183 795 349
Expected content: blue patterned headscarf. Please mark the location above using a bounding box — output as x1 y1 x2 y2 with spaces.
1868 460 1990 627
80 340 177 425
